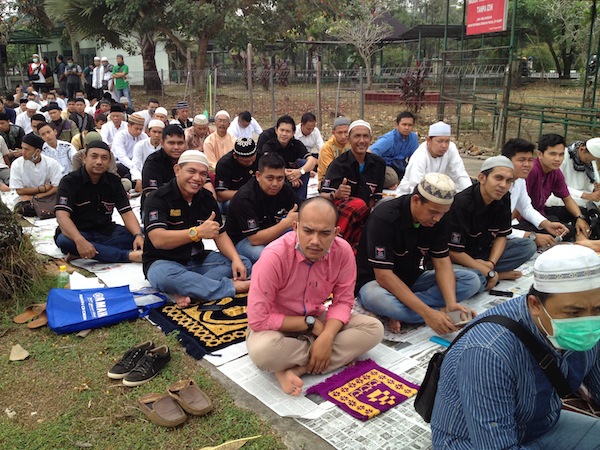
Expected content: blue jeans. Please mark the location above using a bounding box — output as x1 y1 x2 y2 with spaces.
146 252 252 301
467 238 537 291
235 237 265 264
289 158 309 199
55 225 134 263
116 86 132 109
357 269 481 324
527 410 600 449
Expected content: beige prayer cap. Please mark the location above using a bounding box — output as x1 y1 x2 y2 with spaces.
127 114 145 126
193 114 209 125
178 150 209 168
417 173 456 205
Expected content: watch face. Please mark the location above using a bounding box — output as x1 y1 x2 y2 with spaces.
305 316 316 325
488 270 496 279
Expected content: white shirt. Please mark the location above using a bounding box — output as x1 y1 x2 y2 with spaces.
397 141 472 195
15 111 33 134
112 129 148 170
130 138 161 181
101 121 128 147
92 65 105 90
228 117 263 140
0 135 9 170
9 154 62 189
42 140 77 177
295 124 324 153
546 150 598 208
508 178 546 239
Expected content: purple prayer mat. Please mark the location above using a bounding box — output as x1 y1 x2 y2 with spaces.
306 359 420 421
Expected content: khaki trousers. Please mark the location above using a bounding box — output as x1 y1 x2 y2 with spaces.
246 314 383 373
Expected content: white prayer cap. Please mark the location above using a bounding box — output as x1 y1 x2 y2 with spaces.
428 121 451 137
348 119 372 134
193 114 209 125
94 56 100 61
534 244 600 293
178 150 209 168
215 110 230 120
586 138 600 159
148 119 165 130
481 155 514 172
154 107 168 117
417 173 456 205
26 101 39 110
101 57 108 62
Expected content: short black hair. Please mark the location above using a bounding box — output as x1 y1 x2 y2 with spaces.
538 134 566 153
148 98 159 105
411 184 430 203
162 123 184 140
239 111 252 122
396 111 415 124
96 113 107 123
36 121 52 132
5 95 14 101
502 138 535 160
528 285 554 305
258 152 286 172
31 114 46 122
276 114 295 129
301 112 316 124
57 55 64 61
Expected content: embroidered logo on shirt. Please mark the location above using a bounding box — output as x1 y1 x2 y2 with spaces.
170 209 181 217
247 218 257 229
217 180 225 188
149 179 157 187
450 232 461 244
149 210 159 222
58 196 68 205
323 179 331 187
375 246 386 260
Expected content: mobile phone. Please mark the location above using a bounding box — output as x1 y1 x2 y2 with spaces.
489 289 514 297
447 310 473 326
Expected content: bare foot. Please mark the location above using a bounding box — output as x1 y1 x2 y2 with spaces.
499 270 522 280
128 250 143 262
172 293 192 309
388 318 402 333
233 280 251 293
275 367 306 396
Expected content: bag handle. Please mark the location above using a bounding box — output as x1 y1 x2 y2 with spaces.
445 314 571 397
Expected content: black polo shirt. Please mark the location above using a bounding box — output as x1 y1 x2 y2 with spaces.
356 194 451 292
142 148 176 197
142 178 224 276
259 136 310 169
54 166 131 235
447 182 512 256
225 178 299 244
214 151 257 192
321 151 386 204
256 127 276 153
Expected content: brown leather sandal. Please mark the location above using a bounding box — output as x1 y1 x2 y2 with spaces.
138 393 187 427
167 379 213 416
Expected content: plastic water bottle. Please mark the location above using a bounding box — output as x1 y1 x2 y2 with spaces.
57 265 69 289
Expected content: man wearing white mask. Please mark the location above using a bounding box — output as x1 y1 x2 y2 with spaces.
432 244 600 449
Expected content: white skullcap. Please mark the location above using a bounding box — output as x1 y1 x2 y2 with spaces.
101 57 108 62
154 107 168 116
428 121 451 137
586 138 600 159
148 119 165 130
348 119 372 134
193 114 209 125
215 110 230 120
94 56 100 61
481 155 514 172
26 101 39 110
178 150 209 168
417 173 456 205
534 244 600 293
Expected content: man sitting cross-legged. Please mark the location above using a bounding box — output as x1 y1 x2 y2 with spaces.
247 197 384 396
143 150 252 308
54 141 144 262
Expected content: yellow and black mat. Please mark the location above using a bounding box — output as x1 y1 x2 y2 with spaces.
148 294 248 359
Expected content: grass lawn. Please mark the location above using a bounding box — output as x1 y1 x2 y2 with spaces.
0 272 285 450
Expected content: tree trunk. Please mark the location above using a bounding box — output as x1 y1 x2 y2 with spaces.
365 55 372 89
544 37 562 77
139 31 162 93
560 42 576 80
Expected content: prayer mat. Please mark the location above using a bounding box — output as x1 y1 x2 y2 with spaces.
148 294 248 359
306 358 419 421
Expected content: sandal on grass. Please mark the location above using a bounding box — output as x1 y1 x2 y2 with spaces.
13 303 46 324
138 393 187 427
167 379 213 416
27 310 48 329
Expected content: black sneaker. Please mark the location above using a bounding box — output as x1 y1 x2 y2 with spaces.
107 341 154 380
122 345 171 387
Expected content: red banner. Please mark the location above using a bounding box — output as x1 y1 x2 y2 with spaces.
466 0 509 36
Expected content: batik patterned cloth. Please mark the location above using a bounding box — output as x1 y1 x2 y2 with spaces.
306 358 419 421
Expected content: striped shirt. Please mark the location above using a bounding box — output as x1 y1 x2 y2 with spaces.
431 295 600 449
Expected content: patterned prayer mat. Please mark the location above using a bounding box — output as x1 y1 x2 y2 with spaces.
148 294 248 359
306 358 420 421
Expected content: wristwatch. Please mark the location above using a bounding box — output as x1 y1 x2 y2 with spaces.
299 167 306 176
577 214 587 221
486 270 497 280
305 315 316 332
528 232 537 241
188 226 200 242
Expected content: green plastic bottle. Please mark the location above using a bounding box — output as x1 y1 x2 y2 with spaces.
57 265 69 289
